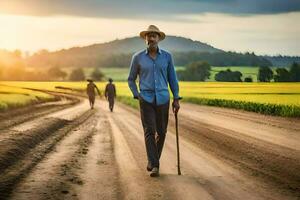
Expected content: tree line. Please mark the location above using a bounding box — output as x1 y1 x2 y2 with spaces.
0 49 107 81
258 62 300 82
26 49 271 68
1 49 299 82
177 61 300 82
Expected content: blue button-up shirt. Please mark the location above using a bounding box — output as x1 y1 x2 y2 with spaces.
128 47 180 105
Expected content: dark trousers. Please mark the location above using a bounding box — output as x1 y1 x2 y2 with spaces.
139 98 169 168
108 97 114 111
88 95 95 106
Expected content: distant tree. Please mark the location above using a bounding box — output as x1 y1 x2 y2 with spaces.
173 51 272 67
258 66 273 82
35 49 49 56
180 61 211 81
69 68 85 81
274 68 292 82
48 66 67 80
232 71 243 82
90 67 104 81
176 70 186 81
289 62 300 82
0 67 2 80
215 69 242 82
244 76 253 82
13 49 22 58
6 66 26 80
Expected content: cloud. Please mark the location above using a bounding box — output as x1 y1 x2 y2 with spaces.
0 0 299 20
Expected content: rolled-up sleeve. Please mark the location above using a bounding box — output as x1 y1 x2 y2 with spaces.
128 55 139 98
167 53 180 99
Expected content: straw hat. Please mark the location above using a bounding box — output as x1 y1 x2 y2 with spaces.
140 25 166 41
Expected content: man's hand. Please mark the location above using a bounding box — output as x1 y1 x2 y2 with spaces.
172 99 180 114
134 93 142 100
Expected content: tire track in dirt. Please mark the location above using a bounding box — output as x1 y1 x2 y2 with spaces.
1 92 299 200
108 101 298 200
107 114 155 200
0 109 95 199
173 104 300 196
101 101 258 200
0 98 94 199
108 107 213 200
9 110 107 199
180 103 300 150
75 114 120 200
0 99 90 171
0 118 70 172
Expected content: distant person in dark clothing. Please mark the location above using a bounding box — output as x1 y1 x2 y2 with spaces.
105 78 116 112
86 79 100 109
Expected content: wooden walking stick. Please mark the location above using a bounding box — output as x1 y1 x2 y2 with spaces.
175 112 181 175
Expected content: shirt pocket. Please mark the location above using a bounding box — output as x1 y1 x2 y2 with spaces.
158 60 168 74
157 60 168 85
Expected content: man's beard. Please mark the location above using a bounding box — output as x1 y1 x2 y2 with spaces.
147 41 157 49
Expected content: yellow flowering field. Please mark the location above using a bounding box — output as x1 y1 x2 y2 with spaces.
1 81 300 116
0 84 55 111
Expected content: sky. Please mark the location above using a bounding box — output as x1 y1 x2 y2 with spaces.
0 0 299 56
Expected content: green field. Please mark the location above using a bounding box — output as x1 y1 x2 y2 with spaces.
100 68 130 81
113 82 300 116
79 66 287 82
63 67 130 81
1 81 300 117
208 66 290 82
209 66 258 81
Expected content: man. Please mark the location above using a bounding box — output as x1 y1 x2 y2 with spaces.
128 25 181 177
104 78 117 112
86 79 101 109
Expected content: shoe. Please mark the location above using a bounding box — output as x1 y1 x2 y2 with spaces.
146 162 152 172
150 167 159 177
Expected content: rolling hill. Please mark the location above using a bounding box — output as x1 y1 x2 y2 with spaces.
26 36 298 68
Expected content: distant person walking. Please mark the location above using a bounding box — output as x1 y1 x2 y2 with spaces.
86 79 100 109
128 25 181 177
104 78 116 112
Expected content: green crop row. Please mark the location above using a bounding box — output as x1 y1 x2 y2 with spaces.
182 97 300 117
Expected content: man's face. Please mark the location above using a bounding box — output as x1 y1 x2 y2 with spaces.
145 32 160 49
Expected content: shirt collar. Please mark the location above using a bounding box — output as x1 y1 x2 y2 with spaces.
145 46 161 55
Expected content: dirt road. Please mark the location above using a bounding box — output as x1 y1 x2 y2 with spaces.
0 94 299 200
